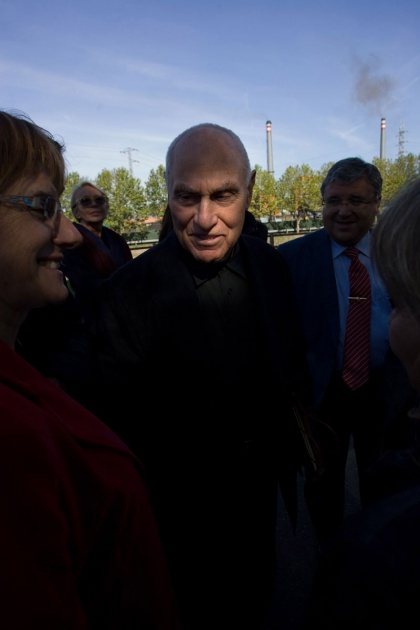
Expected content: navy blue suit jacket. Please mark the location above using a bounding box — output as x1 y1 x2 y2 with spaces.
278 228 340 407
277 228 415 438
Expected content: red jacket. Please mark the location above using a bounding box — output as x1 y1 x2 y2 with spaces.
0 341 181 629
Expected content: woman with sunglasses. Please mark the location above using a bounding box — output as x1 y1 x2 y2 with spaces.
62 181 133 324
0 110 181 628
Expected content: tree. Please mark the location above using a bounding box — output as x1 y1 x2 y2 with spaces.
277 164 323 232
249 165 279 221
375 154 420 206
62 172 82 217
95 167 147 236
144 165 167 220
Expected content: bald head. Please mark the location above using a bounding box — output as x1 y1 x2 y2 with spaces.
164 123 256 264
165 123 251 188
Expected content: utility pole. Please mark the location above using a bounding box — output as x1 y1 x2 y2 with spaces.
120 147 139 176
266 121 274 175
397 121 407 158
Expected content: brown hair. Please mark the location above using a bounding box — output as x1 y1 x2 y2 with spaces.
0 109 65 195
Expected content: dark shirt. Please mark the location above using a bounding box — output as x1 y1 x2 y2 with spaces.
191 246 258 385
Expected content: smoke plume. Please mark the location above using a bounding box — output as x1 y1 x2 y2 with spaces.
352 55 396 114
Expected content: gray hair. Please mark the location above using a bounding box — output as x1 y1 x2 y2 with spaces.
321 157 383 200
70 180 108 219
371 176 420 319
165 123 252 184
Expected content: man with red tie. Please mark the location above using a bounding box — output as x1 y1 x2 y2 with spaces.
277 157 416 544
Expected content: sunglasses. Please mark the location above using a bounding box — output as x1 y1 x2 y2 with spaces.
0 195 62 222
74 196 108 209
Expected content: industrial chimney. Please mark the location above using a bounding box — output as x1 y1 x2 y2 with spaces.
380 118 386 160
266 120 274 175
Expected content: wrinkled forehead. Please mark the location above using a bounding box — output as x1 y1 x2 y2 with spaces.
168 132 246 190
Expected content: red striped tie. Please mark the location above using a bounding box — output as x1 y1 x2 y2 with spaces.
342 247 371 390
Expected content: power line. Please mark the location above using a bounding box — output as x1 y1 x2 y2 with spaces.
120 147 139 175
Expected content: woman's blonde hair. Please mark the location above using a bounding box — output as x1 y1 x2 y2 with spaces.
70 180 108 220
372 177 420 319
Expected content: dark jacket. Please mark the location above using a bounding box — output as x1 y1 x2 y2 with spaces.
242 209 268 241
92 232 310 473
89 231 313 629
277 228 414 437
302 427 420 629
278 228 347 405
62 223 132 323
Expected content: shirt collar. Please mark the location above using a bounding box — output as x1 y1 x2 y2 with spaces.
330 231 371 260
182 242 245 286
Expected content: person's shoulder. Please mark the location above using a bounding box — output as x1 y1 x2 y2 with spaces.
102 225 130 243
242 212 269 241
240 236 297 284
241 233 276 253
241 234 289 265
103 225 122 235
101 236 179 288
105 227 133 259
278 228 325 252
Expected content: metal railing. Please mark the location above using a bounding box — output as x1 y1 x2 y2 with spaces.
128 225 321 252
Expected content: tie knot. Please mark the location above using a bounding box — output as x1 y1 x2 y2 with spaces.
344 247 360 261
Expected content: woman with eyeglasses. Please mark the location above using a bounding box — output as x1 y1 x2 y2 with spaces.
0 110 181 628
62 180 133 324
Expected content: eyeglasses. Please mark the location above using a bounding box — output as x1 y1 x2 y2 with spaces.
323 198 378 210
74 196 107 209
0 195 62 222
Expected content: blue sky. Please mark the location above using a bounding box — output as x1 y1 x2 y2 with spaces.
2 0 419 183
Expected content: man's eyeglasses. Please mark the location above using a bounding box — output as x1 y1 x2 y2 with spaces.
74 196 108 209
323 198 378 210
0 195 62 222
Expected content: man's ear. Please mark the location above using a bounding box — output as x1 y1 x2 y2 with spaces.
246 170 256 206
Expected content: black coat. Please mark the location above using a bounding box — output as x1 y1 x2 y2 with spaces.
90 231 313 629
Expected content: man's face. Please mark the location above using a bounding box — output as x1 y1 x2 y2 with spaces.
166 129 255 264
322 177 381 246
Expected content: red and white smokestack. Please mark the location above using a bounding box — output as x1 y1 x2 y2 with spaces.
266 120 274 175
380 118 386 160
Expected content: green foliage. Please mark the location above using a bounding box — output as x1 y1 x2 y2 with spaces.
96 167 147 235
276 165 323 232
249 165 279 220
374 154 420 206
144 165 167 219
62 172 84 217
